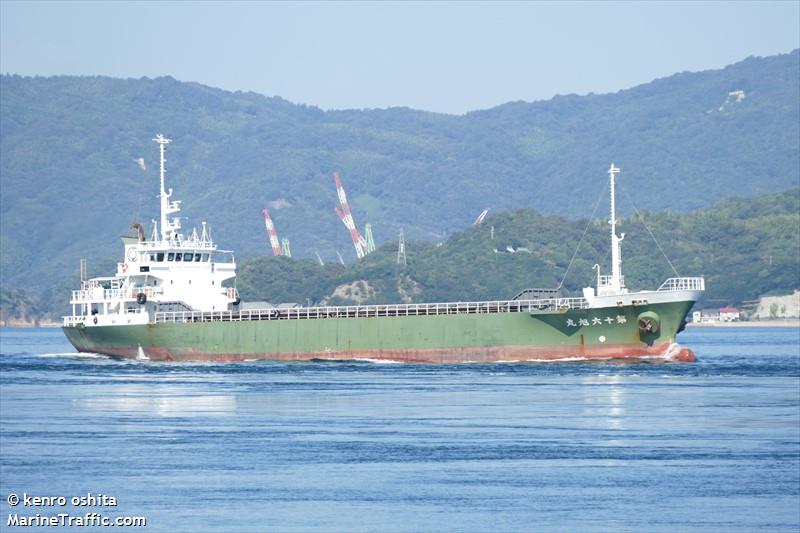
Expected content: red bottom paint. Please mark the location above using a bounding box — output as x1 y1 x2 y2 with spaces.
673 348 697 362
85 342 696 364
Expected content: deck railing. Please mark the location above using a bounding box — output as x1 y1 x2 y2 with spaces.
137 239 217 251
657 277 705 292
153 297 590 324
71 286 162 303
598 274 625 288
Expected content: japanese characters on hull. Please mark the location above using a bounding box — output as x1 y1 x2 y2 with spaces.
566 315 627 328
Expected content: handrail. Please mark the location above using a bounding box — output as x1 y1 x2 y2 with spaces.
71 286 162 303
152 297 590 324
657 277 705 292
598 274 625 287
137 240 217 250
65 279 706 328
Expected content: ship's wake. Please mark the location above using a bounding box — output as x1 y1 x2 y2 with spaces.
662 342 697 362
37 352 106 359
491 343 697 364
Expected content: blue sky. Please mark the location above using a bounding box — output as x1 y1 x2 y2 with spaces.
1 1 797 114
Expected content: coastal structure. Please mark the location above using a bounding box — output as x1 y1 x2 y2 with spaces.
693 308 742 323
63 135 704 362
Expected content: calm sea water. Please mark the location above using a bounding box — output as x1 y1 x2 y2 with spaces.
1 327 798 532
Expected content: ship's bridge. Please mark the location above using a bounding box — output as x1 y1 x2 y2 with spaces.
63 133 241 328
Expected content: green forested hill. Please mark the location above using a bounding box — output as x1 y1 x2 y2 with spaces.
3 188 798 321
237 189 800 310
1 50 798 307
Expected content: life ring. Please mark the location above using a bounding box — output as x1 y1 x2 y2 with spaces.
137 292 147 305
93 316 98 325
637 311 660 335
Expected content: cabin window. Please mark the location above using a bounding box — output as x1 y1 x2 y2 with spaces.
167 253 174 261
157 253 164 262
149 254 156 261
176 253 184 262
184 253 193 262
194 254 201 262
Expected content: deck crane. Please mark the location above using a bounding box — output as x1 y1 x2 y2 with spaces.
262 208 282 256
332 172 369 258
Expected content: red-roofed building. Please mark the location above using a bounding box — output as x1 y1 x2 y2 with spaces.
719 308 740 321
693 308 742 323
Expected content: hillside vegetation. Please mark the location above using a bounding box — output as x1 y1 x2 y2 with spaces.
1 50 798 303
237 189 800 310
3 188 797 322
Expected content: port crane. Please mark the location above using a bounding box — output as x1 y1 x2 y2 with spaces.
332 172 370 258
262 208 282 256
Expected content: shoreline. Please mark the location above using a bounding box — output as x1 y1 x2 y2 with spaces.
687 320 800 328
0 321 61 328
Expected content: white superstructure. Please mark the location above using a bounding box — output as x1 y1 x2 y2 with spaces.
64 135 238 327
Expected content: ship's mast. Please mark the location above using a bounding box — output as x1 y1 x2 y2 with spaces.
608 163 625 293
153 134 181 241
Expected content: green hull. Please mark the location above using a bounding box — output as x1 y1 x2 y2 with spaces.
63 300 696 362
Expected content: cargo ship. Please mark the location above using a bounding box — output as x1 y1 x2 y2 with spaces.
62 135 705 363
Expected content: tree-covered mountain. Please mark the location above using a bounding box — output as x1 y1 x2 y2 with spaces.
1 50 798 307
235 189 800 311
3 188 798 322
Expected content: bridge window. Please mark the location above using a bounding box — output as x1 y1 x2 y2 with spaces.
175 253 182 262
184 253 194 262
157 253 164 262
167 253 174 261
202 254 210 262
194 254 201 262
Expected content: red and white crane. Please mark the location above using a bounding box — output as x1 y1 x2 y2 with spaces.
262 208 282 256
332 172 368 259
